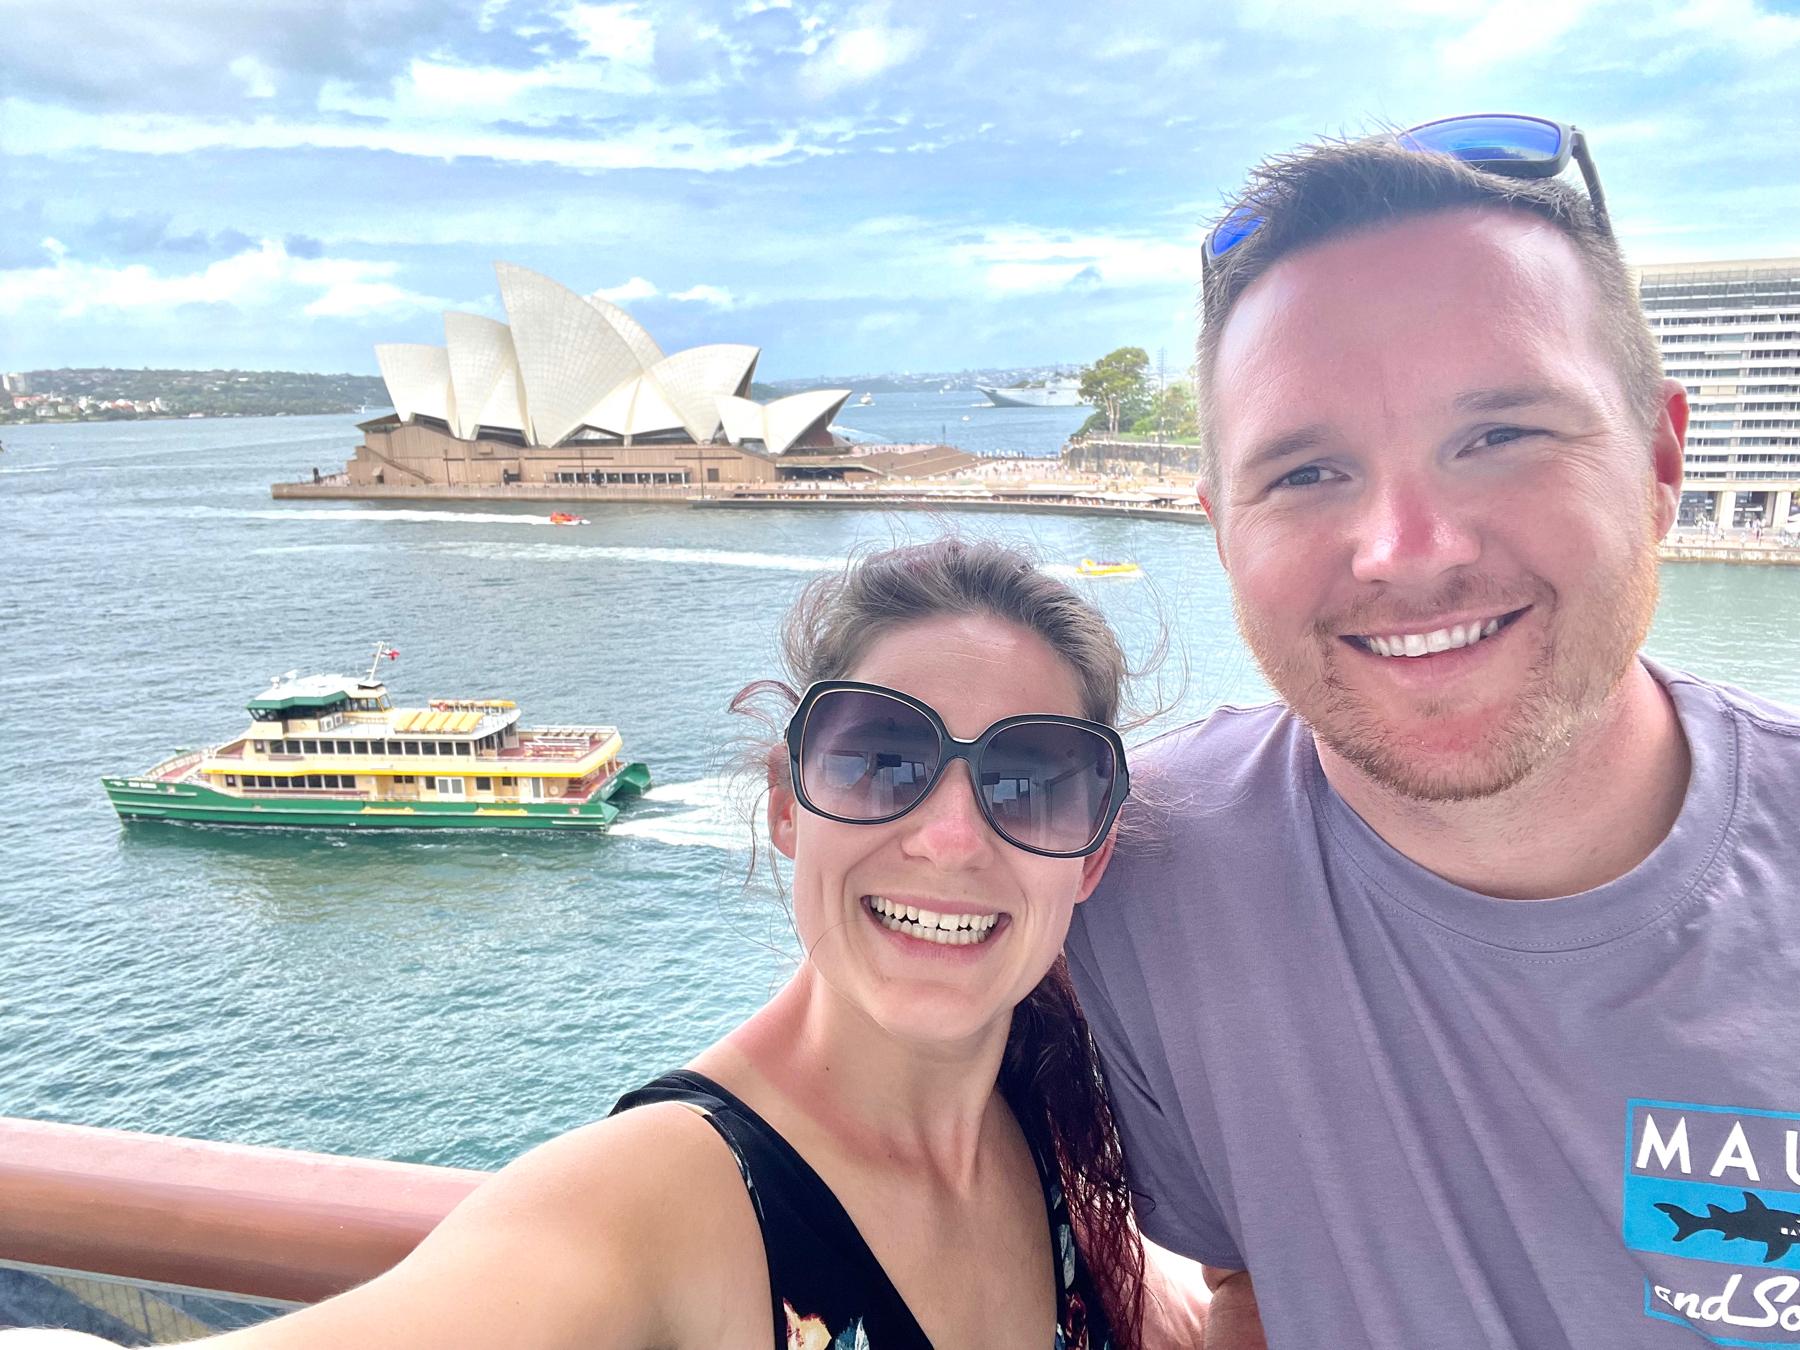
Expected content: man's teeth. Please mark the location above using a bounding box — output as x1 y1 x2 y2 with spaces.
1362 617 1504 659
865 896 1000 945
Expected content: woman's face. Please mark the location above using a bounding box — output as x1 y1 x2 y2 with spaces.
769 612 1117 1049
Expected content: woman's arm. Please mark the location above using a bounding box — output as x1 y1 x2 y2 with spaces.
1201 1266 1268 1350
1138 1238 1210 1347
2 1105 755 1350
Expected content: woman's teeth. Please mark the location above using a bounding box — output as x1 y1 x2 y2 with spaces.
865 895 999 945
1360 616 1505 659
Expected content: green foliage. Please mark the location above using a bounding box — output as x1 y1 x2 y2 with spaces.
1128 379 1199 439
1077 347 1151 436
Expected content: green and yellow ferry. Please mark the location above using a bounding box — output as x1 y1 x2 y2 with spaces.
103 647 651 831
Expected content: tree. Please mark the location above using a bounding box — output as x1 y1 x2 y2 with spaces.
1077 347 1150 436
1129 378 1200 440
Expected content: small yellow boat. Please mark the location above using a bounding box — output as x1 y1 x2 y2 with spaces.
1078 558 1142 578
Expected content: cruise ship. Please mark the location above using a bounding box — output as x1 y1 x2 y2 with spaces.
976 378 1088 408
103 651 650 830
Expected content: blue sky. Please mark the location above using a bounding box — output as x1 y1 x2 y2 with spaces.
3 0 1798 380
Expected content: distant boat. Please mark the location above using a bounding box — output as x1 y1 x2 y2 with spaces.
1077 558 1142 578
857 392 874 406
978 378 1087 408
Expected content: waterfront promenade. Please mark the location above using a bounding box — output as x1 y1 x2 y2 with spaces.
272 473 1800 563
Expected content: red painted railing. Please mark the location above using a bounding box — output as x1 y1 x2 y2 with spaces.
0 1118 485 1305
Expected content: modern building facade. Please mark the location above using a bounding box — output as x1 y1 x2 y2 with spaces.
1637 258 1800 529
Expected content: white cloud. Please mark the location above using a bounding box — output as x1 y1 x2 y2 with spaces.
0 238 448 321
1438 0 1598 70
669 283 735 307
950 225 1205 296
6 97 820 174
560 2 658 64
228 55 277 100
592 276 660 302
804 15 927 96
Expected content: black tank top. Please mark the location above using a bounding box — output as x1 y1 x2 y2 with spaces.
611 1070 1115 1349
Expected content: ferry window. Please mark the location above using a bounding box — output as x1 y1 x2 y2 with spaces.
303 740 319 754
395 774 414 784
476 777 492 791
436 777 465 796
354 741 368 755
404 741 420 755
500 776 515 786
225 775 237 786
306 774 321 788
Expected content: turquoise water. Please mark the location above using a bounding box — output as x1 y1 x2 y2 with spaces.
1 403 1794 1170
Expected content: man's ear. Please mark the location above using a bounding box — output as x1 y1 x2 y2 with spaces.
1649 377 1688 539
1198 484 1228 571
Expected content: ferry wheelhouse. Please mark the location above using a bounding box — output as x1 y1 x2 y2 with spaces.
102 650 650 830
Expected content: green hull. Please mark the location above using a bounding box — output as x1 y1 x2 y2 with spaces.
102 763 651 832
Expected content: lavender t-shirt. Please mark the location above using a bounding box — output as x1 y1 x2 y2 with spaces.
1068 663 1800 1349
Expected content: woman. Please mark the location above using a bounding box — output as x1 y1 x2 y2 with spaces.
9 538 1204 1349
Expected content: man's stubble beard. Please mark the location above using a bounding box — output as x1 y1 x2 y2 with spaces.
1235 527 1663 804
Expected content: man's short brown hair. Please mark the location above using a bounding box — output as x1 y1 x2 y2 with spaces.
1195 134 1664 491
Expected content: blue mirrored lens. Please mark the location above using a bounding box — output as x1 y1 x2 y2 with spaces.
1208 204 1265 259
1398 114 1564 164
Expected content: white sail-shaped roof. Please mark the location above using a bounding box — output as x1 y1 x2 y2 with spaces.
588 295 665 372
443 312 525 438
497 262 648 446
717 394 766 447
375 343 454 425
583 373 687 438
717 389 850 455
647 344 759 443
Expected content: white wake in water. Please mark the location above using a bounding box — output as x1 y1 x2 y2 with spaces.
612 776 751 851
436 540 844 573
238 507 560 526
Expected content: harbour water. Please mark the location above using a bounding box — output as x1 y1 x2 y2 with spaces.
3 401 1796 1172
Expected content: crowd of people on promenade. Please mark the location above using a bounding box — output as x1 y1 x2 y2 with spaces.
9 113 1800 1350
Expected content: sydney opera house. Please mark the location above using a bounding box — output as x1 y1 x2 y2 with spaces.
345 262 971 492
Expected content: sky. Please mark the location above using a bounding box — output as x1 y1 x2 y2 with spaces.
3 0 1798 381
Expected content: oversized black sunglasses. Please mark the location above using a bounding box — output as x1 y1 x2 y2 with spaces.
1205 112 1612 271
784 681 1129 859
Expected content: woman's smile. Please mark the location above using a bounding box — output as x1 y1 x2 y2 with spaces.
861 893 1011 951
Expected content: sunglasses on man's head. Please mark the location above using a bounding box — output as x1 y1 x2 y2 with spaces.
784 681 1129 860
1205 112 1612 268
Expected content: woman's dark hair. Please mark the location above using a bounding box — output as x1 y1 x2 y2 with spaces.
732 535 1145 1348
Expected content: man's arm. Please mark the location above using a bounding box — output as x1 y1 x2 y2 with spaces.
1203 1266 1267 1350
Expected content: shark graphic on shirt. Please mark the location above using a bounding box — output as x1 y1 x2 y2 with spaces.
1655 1191 1800 1264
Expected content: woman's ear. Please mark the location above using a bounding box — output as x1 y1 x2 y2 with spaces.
766 746 798 859
1073 830 1117 904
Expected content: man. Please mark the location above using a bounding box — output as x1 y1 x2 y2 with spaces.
1068 117 1800 1349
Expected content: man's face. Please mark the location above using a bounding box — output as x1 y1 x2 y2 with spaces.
1206 208 1683 801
